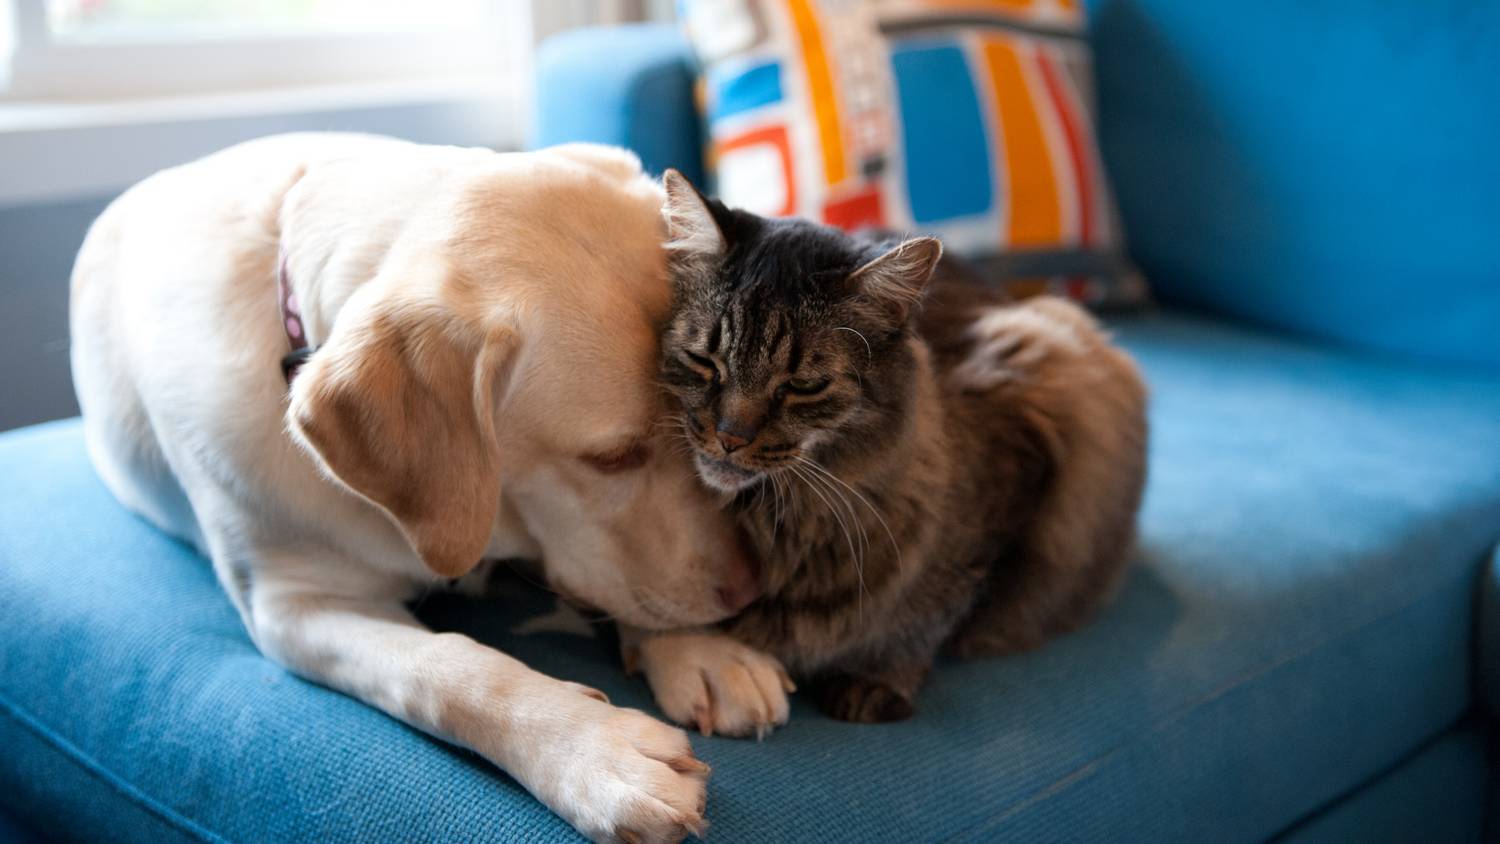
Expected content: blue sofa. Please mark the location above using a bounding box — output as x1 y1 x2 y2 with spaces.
4 5 1499 841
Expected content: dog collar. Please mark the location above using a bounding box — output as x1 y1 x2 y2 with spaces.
278 258 315 382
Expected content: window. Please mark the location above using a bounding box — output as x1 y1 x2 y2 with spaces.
2 0 527 99
46 0 487 40
0 1 644 206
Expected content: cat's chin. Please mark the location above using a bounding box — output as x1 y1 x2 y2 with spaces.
693 452 765 493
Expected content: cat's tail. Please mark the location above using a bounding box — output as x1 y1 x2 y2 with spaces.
947 296 1149 657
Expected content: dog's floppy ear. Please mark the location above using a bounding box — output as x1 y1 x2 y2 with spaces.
287 292 517 578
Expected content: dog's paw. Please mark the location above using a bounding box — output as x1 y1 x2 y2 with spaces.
631 632 794 739
524 682 710 844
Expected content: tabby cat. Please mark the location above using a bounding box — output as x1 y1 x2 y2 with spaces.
627 171 1147 729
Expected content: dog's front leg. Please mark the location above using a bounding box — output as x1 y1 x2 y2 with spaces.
250 582 709 843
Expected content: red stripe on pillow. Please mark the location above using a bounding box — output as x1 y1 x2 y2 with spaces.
1036 49 1092 248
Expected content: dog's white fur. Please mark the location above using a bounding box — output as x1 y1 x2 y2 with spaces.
70 133 757 843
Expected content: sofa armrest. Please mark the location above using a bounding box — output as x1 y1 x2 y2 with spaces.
532 23 706 185
1478 544 1500 719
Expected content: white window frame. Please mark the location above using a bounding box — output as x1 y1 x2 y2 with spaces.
2 0 532 100
0 1 651 207
0 0 565 206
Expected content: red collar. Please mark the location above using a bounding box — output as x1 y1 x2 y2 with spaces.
278 258 315 382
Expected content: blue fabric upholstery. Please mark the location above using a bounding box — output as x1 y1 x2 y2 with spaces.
3 312 1497 842
1087 0 1500 368
0 808 42 844
1276 724 1489 843
1477 545 1500 719
532 24 705 186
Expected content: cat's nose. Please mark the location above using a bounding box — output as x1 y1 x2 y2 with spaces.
716 430 750 453
715 418 757 453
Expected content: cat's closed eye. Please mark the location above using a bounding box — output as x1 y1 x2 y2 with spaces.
682 350 720 383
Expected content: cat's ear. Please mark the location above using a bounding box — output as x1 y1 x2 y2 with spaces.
661 168 726 264
846 237 943 322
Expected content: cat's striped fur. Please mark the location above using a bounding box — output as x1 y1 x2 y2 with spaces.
656 171 1148 722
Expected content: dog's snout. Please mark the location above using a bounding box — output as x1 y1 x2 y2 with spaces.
716 577 758 614
715 417 758 453
715 537 762 614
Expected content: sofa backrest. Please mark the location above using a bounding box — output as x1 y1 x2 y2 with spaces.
533 12 1497 368
1088 0 1500 368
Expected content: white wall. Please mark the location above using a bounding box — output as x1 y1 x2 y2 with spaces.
0 89 521 431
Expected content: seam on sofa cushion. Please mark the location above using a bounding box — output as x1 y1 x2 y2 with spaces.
0 690 227 844
948 563 1481 841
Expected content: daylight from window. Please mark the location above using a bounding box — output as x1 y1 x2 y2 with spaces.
45 0 489 41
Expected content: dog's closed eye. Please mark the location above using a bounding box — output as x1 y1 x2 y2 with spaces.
581 442 651 474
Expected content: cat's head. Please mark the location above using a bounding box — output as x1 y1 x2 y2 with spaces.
657 170 943 493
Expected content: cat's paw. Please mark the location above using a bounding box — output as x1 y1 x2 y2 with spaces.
630 632 794 739
943 623 1047 660
815 674 916 723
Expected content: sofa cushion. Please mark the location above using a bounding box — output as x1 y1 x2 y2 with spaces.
678 1 1147 310
533 24 707 186
0 809 41 844
3 311 1498 842
1089 0 1500 367
1475 544 1500 719
1276 723 1488 843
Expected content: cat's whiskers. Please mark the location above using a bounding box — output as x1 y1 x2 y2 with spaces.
794 455 903 575
788 462 869 620
753 469 774 511
651 413 692 436
756 464 780 545
834 326 873 362
650 376 690 395
666 431 699 458
786 464 857 607
761 468 785 545
806 460 871 563
651 414 706 461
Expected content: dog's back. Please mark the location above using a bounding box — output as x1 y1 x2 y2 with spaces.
72 134 401 549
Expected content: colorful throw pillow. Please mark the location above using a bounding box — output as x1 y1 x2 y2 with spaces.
680 0 1148 308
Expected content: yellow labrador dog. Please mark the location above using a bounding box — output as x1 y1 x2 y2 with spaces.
70 133 760 843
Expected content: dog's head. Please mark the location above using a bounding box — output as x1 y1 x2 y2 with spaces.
285 145 757 629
